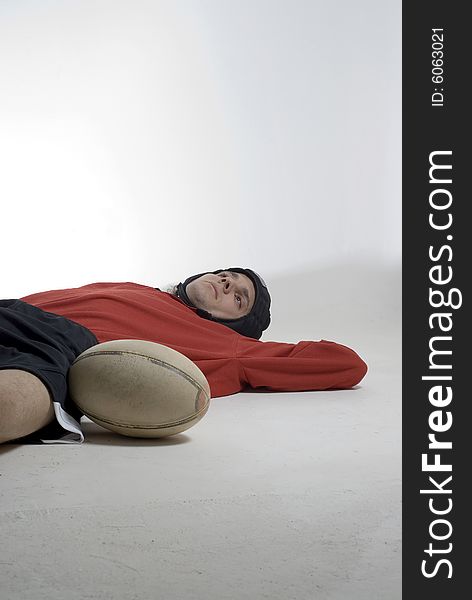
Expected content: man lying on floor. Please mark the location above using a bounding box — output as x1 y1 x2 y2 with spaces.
0 267 367 444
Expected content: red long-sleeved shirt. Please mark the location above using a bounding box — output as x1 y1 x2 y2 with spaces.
20 282 367 398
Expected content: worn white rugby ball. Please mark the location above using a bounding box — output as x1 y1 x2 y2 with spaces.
68 340 211 438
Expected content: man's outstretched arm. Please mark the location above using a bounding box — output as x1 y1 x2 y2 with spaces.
193 336 367 398
237 337 367 392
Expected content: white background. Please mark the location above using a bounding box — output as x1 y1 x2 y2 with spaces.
0 0 400 298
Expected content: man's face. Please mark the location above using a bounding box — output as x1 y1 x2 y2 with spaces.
185 270 256 320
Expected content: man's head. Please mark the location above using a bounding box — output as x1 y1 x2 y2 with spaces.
185 270 255 320
175 268 271 339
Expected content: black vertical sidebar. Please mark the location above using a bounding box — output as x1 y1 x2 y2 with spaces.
403 2 469 598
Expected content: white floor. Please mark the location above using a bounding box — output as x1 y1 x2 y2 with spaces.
0 262 401 600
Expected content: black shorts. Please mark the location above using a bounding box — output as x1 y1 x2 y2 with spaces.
0 299 98 444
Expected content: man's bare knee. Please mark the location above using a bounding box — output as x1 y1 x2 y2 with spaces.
0 369 55 443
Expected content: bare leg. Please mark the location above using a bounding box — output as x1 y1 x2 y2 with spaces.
0 370 55 443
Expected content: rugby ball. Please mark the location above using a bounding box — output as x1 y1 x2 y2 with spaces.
68 339 211 438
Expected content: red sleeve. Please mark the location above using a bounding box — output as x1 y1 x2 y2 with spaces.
234 337 368 393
